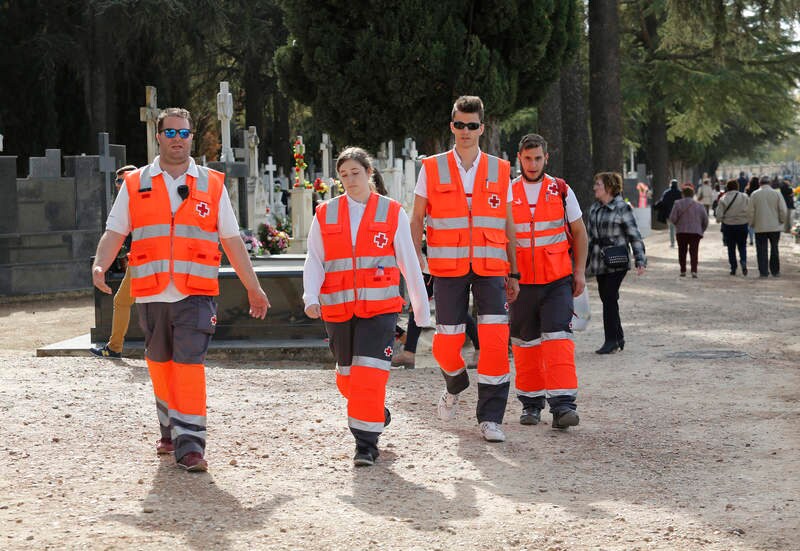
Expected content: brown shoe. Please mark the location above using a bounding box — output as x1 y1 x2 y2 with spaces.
390 350 415 369
177 451 208 472
156 438 174 455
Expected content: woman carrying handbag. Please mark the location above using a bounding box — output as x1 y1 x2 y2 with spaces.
586 172 647 354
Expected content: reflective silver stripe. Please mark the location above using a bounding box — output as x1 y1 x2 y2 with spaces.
326 196 342 224
514 222 531 233
473 216 506 230
486 155 499 183
356 256 397 269
436 324 465 335
356 287 400 301
511 337 542 348
427 217 469 230
348 417 385 433
542 331 573 341
478 373 510 385
132 224 171 241
156 398 169 426
436 153 451 185
535 219 565 231
139 166 152 191
174 224 219 243
352 355 391 371
548 389 578 397
324 258 354 272
516 238 532 248
477 314 508 325
335 364 351 376
472 246 507 261
171 426 207 440
195 166 210 193
517 389 546 398
427 245 470 259
130 259 170 279
170 410 207 427
442 365 466 377
534 232 567 246
374 195 391 223
173 261 219 279
319 289 355 306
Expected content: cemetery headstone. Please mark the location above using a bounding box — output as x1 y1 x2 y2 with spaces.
138 85 159 163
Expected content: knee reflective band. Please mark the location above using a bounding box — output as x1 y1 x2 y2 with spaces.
347 365 390 434
540 334 577 395
424 151 511 277
432 331 467 376
475 320 510 384
511 339 546 397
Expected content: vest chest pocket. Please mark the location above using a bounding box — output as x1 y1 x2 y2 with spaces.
128 246 160 291
541 240 572 282
426 231 463 270
480 229 509 271
185 247 221 291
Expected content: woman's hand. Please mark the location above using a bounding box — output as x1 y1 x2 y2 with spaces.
305 304 321 319
636 265 646 276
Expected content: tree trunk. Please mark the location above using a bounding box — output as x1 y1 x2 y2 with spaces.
560 58 594 209
82 6 115 150
270 92 291 178
588 0 623 174
537 80 563 177
243 54 266 161
482 116 502 157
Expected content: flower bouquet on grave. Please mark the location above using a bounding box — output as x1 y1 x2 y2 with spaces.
275 215 292 237
257 223 290 255
313 177 330 199
292 138 308 188
239 228 262 258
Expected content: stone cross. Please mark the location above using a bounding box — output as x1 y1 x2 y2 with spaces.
138 86 159 163
98 132 117 222
320 133 332 180
402 138 418 160
0 133 4 152
217 81 234 163
265 155 277 214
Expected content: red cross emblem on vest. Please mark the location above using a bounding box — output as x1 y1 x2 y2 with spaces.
384 346 393 357
488 194 500 208
196 202 210 217
210 315 217 326
547 181 560 196
374 232 388 248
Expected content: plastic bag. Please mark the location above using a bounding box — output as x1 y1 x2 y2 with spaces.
570 287 591 332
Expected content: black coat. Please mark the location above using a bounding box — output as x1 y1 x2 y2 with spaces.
655 188 682 223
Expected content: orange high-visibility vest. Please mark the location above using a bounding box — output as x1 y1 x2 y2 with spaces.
423 150 510 277
317 193 405 322
511 175 573 284
126 165 225 297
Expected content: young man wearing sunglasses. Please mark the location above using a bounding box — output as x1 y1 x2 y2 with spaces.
90 164 137 359
410 95 519 443
91 107 270 472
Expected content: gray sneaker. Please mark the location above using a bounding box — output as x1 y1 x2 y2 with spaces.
552 410 580 430
520 407 541 425
480 421 506 442
437 390 459 421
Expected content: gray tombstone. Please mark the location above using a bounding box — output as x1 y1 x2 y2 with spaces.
29 149 62 178
0 156 18 233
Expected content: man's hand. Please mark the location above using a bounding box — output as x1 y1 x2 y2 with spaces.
572 271 586 297
247 287 270 319
305 304 321 319
636 265 646 276
92 266 112 294
506 277 520 303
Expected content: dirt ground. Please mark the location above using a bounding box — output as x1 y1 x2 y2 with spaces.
1 224 799 550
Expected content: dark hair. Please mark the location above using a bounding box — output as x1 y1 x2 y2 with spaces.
759 175 771 186
682 186 695 198
372 168 388 196
725 179 739 192
116 164 136 176
157 107 193 132
518 133 548 154
451 95 484 122
336 146 374 175
594 172 623 196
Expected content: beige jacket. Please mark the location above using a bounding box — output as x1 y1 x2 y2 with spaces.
696 183 713 206
715 191 749 226
747 185 787 233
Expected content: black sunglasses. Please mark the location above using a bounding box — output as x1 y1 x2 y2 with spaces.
453 121 481 130
115 178 125 185
160 128 192 139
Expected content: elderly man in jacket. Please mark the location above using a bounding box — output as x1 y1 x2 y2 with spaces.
747 176 788 277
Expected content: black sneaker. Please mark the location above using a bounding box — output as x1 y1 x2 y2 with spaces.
353 447 377 467
520 407 541 425
90 344 121 359
552 410 580 430
384 407 391 427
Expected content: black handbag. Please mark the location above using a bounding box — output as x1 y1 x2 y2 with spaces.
600 245 630 268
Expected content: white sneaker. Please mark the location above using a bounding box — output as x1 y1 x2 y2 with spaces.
466 349 479 369
480 421 506 442
437 390 460 421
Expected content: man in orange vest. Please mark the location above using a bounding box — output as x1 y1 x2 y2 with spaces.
509 134 588 429
410 95 519 443
91 107 270 472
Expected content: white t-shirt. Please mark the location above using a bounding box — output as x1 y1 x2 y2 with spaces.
302 195 431 327
517 175 583 223
105 156 240 303
413 148 514 207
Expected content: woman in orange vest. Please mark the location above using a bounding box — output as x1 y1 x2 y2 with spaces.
303 147 430 466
